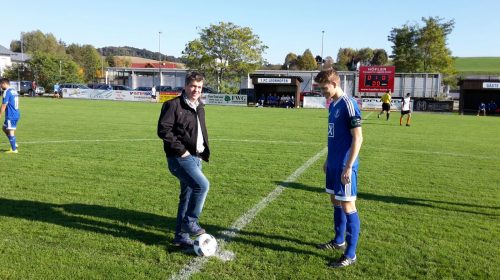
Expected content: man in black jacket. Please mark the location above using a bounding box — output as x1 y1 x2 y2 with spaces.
157 71 210 248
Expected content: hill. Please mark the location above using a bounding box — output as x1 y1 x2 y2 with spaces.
98 46 182 63
454 57 500 75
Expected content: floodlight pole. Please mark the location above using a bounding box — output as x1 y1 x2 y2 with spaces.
158 31 162 86
321 30 325 69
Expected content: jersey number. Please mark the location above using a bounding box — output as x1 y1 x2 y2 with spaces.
328 123 334 138
14 96 19 109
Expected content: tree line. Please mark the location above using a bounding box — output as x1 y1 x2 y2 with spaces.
4 17 456 93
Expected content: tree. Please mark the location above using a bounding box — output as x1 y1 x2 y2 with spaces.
10 30 65 55
336 48 356 70
66 44 103 82
371 49 388 65
297 49 317 70
182 22 268 93
4 52 83 89
418 17 455 73
357 48 374 66
323 56 335 70
282 52 298 70
388 17 455 79
388 24 423 72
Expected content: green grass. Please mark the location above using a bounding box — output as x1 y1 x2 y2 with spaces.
454 57 500 75
0 98 499 279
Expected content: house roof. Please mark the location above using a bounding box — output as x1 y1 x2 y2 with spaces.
0 45 14 55
11 53 31 62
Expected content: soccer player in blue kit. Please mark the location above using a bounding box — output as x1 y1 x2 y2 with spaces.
0 78 20 154
314 69 363 268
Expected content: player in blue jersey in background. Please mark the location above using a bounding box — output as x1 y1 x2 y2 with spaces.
0 78 20 153
314 69 363 268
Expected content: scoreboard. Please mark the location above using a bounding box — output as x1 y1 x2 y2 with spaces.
358 66 395 93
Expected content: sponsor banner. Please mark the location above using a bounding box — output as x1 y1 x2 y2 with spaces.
361 98 412 111
63 88 155 102
303 97 326 108
203 94 247 106
159 92 180 103
413 100 453 112
304 97 361 109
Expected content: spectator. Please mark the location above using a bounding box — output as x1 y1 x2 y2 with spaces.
477 102 486 116
151 85 157 102
487 100 497 116
53 83 60 98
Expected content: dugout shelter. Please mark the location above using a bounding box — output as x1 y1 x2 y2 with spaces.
250 74 303 108
458 76 500 115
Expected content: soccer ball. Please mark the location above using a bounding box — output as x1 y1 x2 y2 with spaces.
193 233 218 257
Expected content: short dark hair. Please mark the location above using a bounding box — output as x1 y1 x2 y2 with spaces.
185 71 205 86
0 78 10 84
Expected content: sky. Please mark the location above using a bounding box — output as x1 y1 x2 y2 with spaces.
2 0 500 64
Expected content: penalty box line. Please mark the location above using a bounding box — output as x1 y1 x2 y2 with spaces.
168 147 328 280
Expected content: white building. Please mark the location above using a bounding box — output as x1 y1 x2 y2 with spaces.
0 45 14 77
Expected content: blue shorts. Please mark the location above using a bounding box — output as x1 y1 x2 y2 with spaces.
3 119 18 130
326 168 358 201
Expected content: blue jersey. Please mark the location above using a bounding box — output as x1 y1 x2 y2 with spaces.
2 88 20 120
327 95 361 170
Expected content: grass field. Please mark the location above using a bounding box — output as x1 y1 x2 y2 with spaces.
454 57 500 75
0 98 499 279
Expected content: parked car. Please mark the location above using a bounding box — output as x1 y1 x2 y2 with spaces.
35 86 45 95
172 86 184 92
96 84 133 91
87 83 108 89
202 86 217 94
58 83 90 94
13 80 36 96
155 85 173 92
135 86 153 91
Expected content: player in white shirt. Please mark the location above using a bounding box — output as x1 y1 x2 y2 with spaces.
400 93 411 126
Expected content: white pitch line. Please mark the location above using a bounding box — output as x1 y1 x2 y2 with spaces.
168 147 328 280
16 138 323 146
15 138 494 160
17 138 157 144
363 111 374 120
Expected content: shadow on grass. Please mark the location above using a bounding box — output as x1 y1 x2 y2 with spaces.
275 182 499 217
275 181 324 193
222 229 327 258
359 192 500 217
0 198 220 251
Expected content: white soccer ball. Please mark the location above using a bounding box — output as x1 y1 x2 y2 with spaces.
193 233 218 257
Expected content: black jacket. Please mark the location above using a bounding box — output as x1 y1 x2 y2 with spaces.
157 96 210 162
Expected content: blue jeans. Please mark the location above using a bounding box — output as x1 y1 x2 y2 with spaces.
167 155 210 240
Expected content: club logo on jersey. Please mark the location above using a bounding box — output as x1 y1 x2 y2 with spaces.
335 110 340 119
328 123 334 138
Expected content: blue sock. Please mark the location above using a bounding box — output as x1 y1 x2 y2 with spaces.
333 205 346 244
8 135 16 151
345 211 360 259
